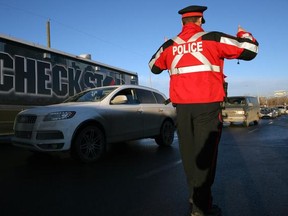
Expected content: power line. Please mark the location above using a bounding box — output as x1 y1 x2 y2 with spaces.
0 2 145 57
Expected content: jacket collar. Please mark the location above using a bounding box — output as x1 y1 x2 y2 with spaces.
182 23 204 33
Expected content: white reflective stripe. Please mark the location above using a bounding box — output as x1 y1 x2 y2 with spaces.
187 32 207 42
192 52 211 65
220 37 258 53
149 47 163 69
172 37 186 44
170 65 220 75
171 54 183 70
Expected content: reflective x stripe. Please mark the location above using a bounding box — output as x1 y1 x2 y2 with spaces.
170 32 219 75
170 51 221 74
172 32 207 44
171 54 183 71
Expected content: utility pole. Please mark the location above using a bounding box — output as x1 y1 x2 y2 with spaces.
46 19 51 48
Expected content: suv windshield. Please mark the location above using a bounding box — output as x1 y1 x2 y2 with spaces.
64 87 117 102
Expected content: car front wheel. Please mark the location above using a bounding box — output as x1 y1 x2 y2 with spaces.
71 125 106 163
155 119 175 146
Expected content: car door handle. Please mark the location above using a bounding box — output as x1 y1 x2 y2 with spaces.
159 108 164 112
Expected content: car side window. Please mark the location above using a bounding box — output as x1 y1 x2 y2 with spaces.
135 89 156 104
111 89 139 105
252 97 258 104
247 97 256 105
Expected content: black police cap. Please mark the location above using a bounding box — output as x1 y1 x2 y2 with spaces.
178 5 207 23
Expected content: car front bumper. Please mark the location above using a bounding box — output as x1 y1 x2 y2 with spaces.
12 115 75 152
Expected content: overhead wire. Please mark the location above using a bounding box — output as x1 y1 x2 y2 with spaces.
0 2 145 57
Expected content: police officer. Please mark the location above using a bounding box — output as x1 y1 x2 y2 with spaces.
149 5 258 216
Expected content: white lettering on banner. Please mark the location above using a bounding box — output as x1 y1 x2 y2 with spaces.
172 41 203 55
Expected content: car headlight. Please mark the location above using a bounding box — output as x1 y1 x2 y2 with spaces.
235 111 245 115
44 111 76 121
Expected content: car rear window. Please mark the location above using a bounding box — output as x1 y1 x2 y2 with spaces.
226 97 246 105
153 92 166 104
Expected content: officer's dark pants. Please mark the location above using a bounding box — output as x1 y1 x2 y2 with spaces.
176 102 223 212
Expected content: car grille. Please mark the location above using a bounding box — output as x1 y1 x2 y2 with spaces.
16 115 37 124
14 115 37 139
36 131 64 140
14 130 33 139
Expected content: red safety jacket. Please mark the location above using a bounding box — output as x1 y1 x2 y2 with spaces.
149 23 259 104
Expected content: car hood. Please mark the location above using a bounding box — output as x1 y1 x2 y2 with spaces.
19 102 104 115
261 110 272 114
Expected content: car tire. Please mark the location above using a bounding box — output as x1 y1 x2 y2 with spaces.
155 119 175 146
71 125 106 163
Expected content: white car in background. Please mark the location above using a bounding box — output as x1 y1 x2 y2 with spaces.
276 105 287 115
12 85 176 163
260 107 277 119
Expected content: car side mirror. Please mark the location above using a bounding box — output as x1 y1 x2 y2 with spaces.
111 95 128 104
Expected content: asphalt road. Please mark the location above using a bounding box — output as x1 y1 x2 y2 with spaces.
0 116 288 216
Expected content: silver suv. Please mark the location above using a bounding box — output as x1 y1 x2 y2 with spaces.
12 85 176 163
222 96 260 127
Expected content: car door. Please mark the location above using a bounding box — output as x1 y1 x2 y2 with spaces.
105 88 144 142
134 88 165 136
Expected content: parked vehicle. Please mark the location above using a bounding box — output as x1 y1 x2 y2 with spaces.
12 85 176 163
222 96 260 127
